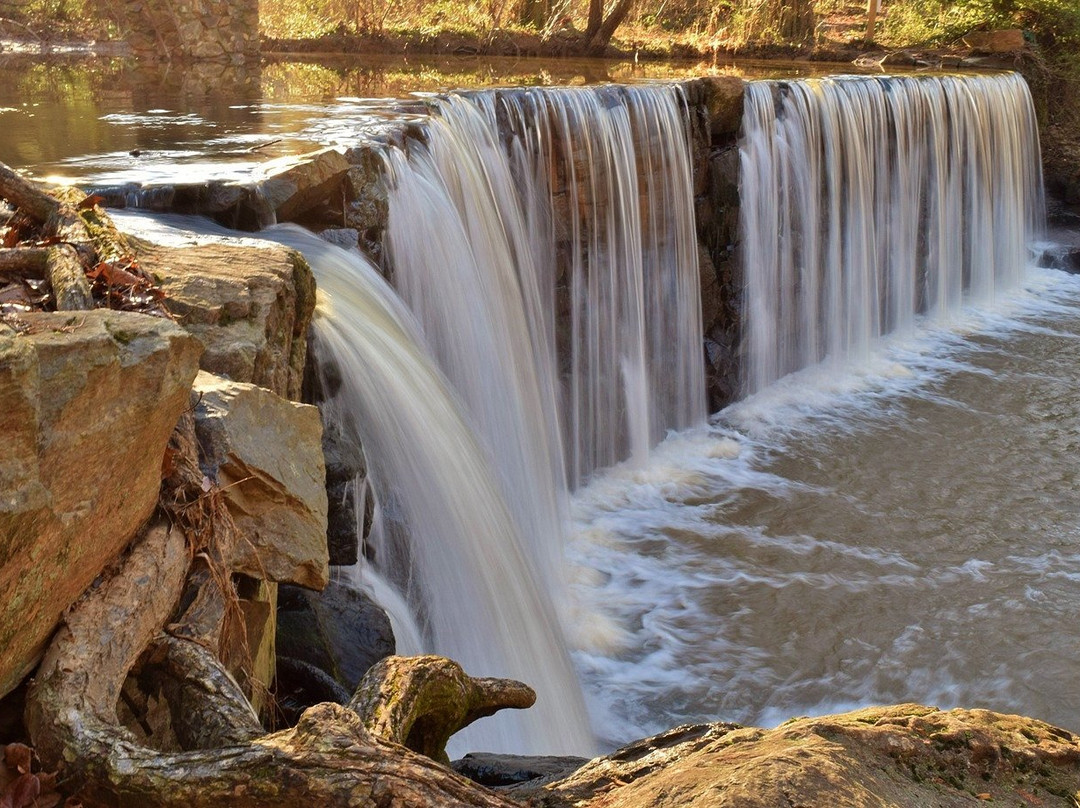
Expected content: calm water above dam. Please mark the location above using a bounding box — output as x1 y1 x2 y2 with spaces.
10 59 1080 754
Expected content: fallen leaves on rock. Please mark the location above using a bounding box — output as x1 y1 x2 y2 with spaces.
86 256 167 315
0 189 171 327
0 743 63 808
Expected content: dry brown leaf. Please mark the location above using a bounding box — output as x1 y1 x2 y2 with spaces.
2 745 30 776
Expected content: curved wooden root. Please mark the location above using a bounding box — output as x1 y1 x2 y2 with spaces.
350 655 537 765
25 503 527 807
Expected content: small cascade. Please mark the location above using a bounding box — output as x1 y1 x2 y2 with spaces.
311 83 707 754
740 72 1045 394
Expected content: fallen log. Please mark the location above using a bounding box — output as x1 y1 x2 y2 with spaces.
0 162 60 224
0 247 49 277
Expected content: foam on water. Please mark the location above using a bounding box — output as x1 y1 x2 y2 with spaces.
568 266 1080 747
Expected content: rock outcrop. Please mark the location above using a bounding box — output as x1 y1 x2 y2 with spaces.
685 76 745 411
528 704 1080 808
139 240 316 400
192 370 329 590
0 310 201 699
256 148 353 223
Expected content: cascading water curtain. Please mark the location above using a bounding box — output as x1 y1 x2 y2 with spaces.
740 72 1045 395
387 84 707 493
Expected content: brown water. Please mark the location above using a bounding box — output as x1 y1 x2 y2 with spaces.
0 54 858 183
568 268 1080 746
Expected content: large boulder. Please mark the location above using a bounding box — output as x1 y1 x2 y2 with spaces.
138 240 316 400
532 704 1080 807
0 310 201 699
192 371 329 590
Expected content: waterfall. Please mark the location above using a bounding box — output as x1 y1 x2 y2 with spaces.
276 225 594 756
740 72 1045 394
301 84 707 754
387 85 707 492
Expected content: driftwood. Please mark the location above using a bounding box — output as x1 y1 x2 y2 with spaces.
24 416 532 807
0 162 60 224
25 515 527 808
351 656 537 765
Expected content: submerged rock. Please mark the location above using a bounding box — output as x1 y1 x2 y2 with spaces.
452 753 589 787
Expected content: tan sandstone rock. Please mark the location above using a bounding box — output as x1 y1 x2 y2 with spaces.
256 147 352 223
0 310 201 699
533 704 1080 808
192 370 329 590
138 240 315 400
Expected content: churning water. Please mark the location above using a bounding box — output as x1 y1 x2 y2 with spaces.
569 266 1080 747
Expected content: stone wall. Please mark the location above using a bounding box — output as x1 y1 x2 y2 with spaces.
118 0 260 62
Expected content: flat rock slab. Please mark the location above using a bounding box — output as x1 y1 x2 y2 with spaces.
0 310 201 699
138 239 315 400
532 704 1080 807
256 148 351 223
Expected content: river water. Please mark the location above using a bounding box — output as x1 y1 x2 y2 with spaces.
569 265 1080 746
8 57 1080 753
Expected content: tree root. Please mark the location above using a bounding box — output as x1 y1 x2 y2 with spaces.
24 416 532 807
351 656 537 765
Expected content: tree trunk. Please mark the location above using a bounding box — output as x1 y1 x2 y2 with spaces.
865 0 878 42
0 162 59 224
585 0 632 54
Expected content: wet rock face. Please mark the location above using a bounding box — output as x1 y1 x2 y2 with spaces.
276 580 396 694
683 77 745 412
527 705 1080 808
0 310 201 700
452 753 589 787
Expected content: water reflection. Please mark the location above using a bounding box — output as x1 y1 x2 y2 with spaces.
0 53 852 184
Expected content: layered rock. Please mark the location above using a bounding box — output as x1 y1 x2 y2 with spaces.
257 148 353 224
527 704 1080 808
139 240 316 400
0 310 201 699
192 370 329 590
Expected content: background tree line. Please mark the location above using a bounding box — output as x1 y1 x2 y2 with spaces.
0 0 1077 57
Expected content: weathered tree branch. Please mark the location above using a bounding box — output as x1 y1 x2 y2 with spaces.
148 635 263 750
350 656 537 765
0 161 60 224
25 493 528 807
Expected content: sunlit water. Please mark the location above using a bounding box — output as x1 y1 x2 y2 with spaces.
569 266 1080 747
